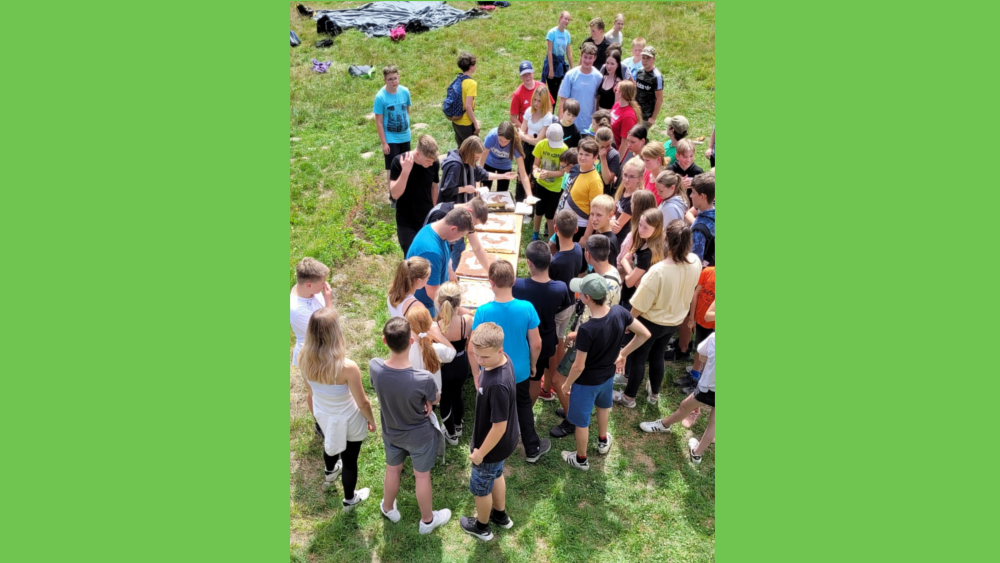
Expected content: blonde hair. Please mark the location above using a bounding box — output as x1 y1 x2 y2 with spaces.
405 306 441 374
629 208 665 267
459 136 485 166
633 37 646 48
616 81 642 122
641 141 667 170
656 170 688 206
295 257 330 283
417 134 439 159
532 85 553 118
591 194 615 214
615 156 646 200
298 308 347 385
675 138 695 157
628 190 657 237
471 322 504 350
595 126 614 145
388 257 431 308
435 281 463 335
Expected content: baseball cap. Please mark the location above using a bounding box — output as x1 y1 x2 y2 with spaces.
519 60 534 75
546 123 565 149
570 273 608 300
641 46 657 58
664 115 689 135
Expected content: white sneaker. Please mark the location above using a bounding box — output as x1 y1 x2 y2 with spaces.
685 365 694 375
597 432 613 455
688 438 703 464
561 450 590 471
380 499 401 523
444 431 459 446
343 487 370 512
321 459 343 491
419 509 453 535
646 380 658 404
639 419 671 433
613 374 628 387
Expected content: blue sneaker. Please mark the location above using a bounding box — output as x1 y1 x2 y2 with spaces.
531 232 540 241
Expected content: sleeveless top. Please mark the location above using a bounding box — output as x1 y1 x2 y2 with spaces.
387 293 421 318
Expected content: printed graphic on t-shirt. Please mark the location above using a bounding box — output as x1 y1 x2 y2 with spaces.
385 102 408 134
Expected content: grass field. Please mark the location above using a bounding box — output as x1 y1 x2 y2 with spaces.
290 3 715 561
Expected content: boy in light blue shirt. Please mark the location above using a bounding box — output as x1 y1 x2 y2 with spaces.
374 65 412 195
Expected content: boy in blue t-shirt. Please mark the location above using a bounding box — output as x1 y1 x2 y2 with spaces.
406 207 476 316
374 65 412 196
557 43 603 132
469 261 551 464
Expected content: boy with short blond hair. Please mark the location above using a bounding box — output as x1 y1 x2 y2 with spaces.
390 134 441 254
668 138 705 203
623 37 645 78
468 261 549 464
460 321 520 541
587 194 620 266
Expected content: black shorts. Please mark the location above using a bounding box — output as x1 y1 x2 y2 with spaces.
383 141 411 170
694 389 715 407
534 187 562 220
531 354 552 381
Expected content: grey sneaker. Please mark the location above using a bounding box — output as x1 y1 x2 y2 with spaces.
612 390 636 409
444 430 459 446
597 432 613 455
418 509 453 535
613 374 629 387
525 438 552 463
460 516 494 541
639 419 671 433
561 451 590 471
646 380 659 404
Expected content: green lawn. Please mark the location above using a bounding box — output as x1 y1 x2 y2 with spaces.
290 3 714 561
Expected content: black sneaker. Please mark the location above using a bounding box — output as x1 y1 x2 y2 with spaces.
296 4 314 16
550 419 576 438
490 509 514 529
664 345 691 362
525 438 552 463
555 407 566 418
315 38 333 48
674 374 696 387
460 516 494 541
682 384 697 395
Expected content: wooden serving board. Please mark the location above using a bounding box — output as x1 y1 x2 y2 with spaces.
454 251 518 279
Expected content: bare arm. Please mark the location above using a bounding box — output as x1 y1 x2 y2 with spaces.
519 118 535 145
686 285 702 328
612 212 631 234
467 232 493 272
546 40 555 79
579 222 595 249
389 151 414 199
344 361 377 428
470 420 508 464
467 334 481 388
704 300 715 323
614 317 652 372
515 154 532 198
624 266 647 289
465 96 478 133
528 327 541 378
375 114 389 154
566 43 574 67
431 182 438 206
477 151 488 167
649 90 664 125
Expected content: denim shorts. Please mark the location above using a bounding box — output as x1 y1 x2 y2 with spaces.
567 378 614 428
469 460 505 496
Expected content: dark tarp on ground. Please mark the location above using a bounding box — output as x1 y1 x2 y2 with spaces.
313 1 489 38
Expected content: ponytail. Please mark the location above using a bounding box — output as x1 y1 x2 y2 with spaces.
664 219 694 265
434 281 463 335
405 307 441 373
388 257 431 308
497 121 523 164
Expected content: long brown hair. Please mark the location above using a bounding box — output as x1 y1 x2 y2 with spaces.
664 219 695 265
458 136 485 166
405 306 441 373
656 170 688 206
497 121 524 163
629 208 665 266
628 190 657 236
388 257 430 307
617 80 642 122
298 308 347 385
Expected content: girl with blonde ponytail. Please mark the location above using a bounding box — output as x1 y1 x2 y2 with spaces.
404 305 456 394
434 282 473 443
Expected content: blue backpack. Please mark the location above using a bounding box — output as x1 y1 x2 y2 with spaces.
442 73 470 121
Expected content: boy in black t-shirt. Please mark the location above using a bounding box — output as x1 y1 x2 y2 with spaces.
558 98 582 149
513 241 574 405
547 210 584 404
461 323 520 541
390 135 441 255
584 195 620 268
668 139 705 202
559 274 650 471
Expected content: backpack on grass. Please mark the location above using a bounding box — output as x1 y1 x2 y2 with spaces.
442 73 470 122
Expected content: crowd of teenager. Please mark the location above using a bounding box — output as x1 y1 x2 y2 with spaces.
292 10 716 541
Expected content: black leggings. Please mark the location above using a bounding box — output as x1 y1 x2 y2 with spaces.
440 353 470 434
397 222 420 255
624 317 679 398
546 76 564 104
323 440 363 499
484 163 511 195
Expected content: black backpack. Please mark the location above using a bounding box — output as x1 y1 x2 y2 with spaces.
442 74 470 121
692 223 715 266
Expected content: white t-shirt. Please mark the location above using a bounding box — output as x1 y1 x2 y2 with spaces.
408 336 456 392
696 332 715 393
387 293 419 318
523 108 555 139
290 289 325 367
